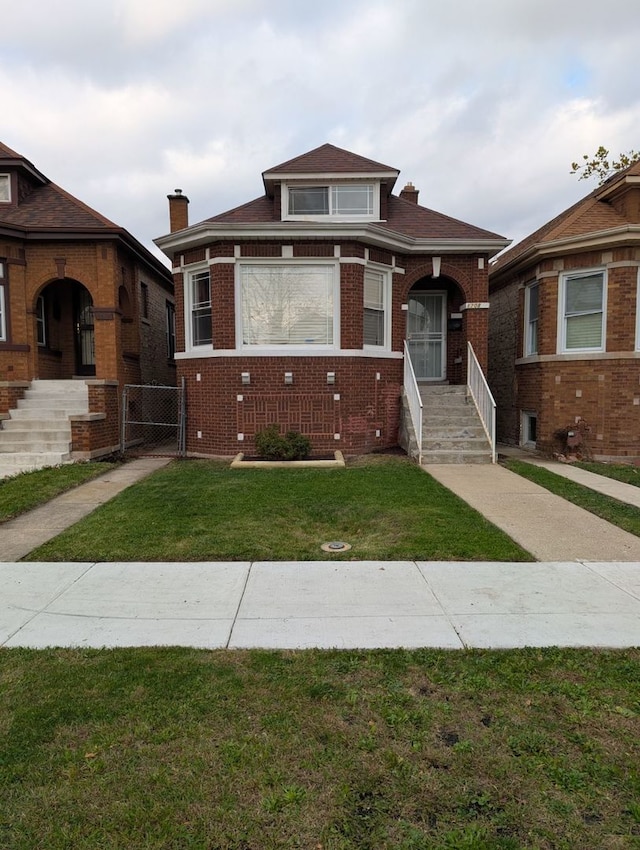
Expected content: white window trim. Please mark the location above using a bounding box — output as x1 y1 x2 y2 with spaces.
235 259 340 352
0 174 10 204
363 264 392 351
521 411 537 448
0 276 5 342
184 264 212 352
523 280 539 357
636 269 640 351
557 267 607 354
281 182 380 222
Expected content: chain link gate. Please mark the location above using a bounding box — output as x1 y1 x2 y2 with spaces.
121 378 186 457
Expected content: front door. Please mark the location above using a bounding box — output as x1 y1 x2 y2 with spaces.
73 286 96 376
407 292 446 380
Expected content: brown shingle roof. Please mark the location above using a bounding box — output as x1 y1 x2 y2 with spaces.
264 143 398 175
204 191 504 241
491 159 640 277
1 181 117 230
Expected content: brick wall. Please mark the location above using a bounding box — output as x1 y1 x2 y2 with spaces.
489 247 640 458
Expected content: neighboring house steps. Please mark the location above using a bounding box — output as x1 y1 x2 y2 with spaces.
420 385 493 464
0 380 89 477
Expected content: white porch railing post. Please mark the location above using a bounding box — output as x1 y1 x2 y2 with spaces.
467 342 497 463
403 341 423 465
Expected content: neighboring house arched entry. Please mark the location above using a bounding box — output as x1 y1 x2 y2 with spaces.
406 275 466 384
35 279 95 379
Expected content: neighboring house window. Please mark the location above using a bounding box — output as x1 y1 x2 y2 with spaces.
140 282 149 319
189 270 212 346
286 184 375 218
36 295 46 346
166 301 176 358
560 269 606 352
524 282 539 355
0 262 5 340
363 268 389 347
239 263 335 346
522 412 537 447
0 175 10 203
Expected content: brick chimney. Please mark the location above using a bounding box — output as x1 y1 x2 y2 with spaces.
168 189 189 232
399 182 419 204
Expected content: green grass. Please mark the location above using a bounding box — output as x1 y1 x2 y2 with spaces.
576 460 640 488
0 461 119 523
1 646 639 849
26 455 532 562
505 459 640 537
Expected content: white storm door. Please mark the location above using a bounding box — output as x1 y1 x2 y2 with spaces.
406 293 446 380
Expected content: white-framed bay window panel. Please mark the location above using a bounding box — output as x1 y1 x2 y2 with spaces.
189 269 212 347
239 263 336 347
363 268 389 348
524 281 539 355
285 184 376 219
560 270 606 352
0 175 10 203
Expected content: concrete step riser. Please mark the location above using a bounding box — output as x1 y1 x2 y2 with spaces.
0 442 72 453
9 408 86 420
422 453 493 464
423 427 485 439
423 440 490 452
2 421 73 433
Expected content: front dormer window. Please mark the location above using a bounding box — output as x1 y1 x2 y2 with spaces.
284 183 377 220
0 175 10 203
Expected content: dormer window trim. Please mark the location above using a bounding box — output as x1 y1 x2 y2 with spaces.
0 174 10 203
281 181 380 222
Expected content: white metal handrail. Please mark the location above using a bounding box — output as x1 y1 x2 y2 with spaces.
403 341 423 465
467 342 496 463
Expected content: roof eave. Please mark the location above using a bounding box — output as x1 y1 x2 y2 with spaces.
490 224 640 284
262 169 400 196
155 221 510 261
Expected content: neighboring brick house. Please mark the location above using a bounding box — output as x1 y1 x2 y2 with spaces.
0 141 175 465
488 160 640 460
155 144 508 458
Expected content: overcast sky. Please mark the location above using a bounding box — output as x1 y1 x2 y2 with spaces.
3 0 639 264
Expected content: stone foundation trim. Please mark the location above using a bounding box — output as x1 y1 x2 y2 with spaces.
174 349 404 360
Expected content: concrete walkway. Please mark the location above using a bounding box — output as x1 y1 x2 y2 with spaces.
0 457 171 561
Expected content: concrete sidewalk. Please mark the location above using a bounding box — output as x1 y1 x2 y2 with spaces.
1 559 639 650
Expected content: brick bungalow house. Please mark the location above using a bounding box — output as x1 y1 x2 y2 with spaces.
155 144 508 460
488 159 640 460
0 141 175 473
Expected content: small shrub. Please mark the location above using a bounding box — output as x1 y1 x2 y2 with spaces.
254 425 311 461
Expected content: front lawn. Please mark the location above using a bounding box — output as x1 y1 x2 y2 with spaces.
0 461 120 523
26 455 532 562
1 647 639 849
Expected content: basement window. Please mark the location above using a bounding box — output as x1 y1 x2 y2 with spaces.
521 411 537 448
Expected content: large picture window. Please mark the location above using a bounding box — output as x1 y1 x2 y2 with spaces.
190 270 212 347
287 184 374 218
560 270 605 352
240 264 335 347
363 268 388 347
524 281 539 355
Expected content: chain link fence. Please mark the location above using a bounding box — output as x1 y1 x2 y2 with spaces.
121 379 186 457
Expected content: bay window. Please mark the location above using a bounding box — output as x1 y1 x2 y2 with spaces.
239 263 335 347
560 270 605 352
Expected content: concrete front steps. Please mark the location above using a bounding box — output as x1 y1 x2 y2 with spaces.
0 380 89 478
420 384 493 464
